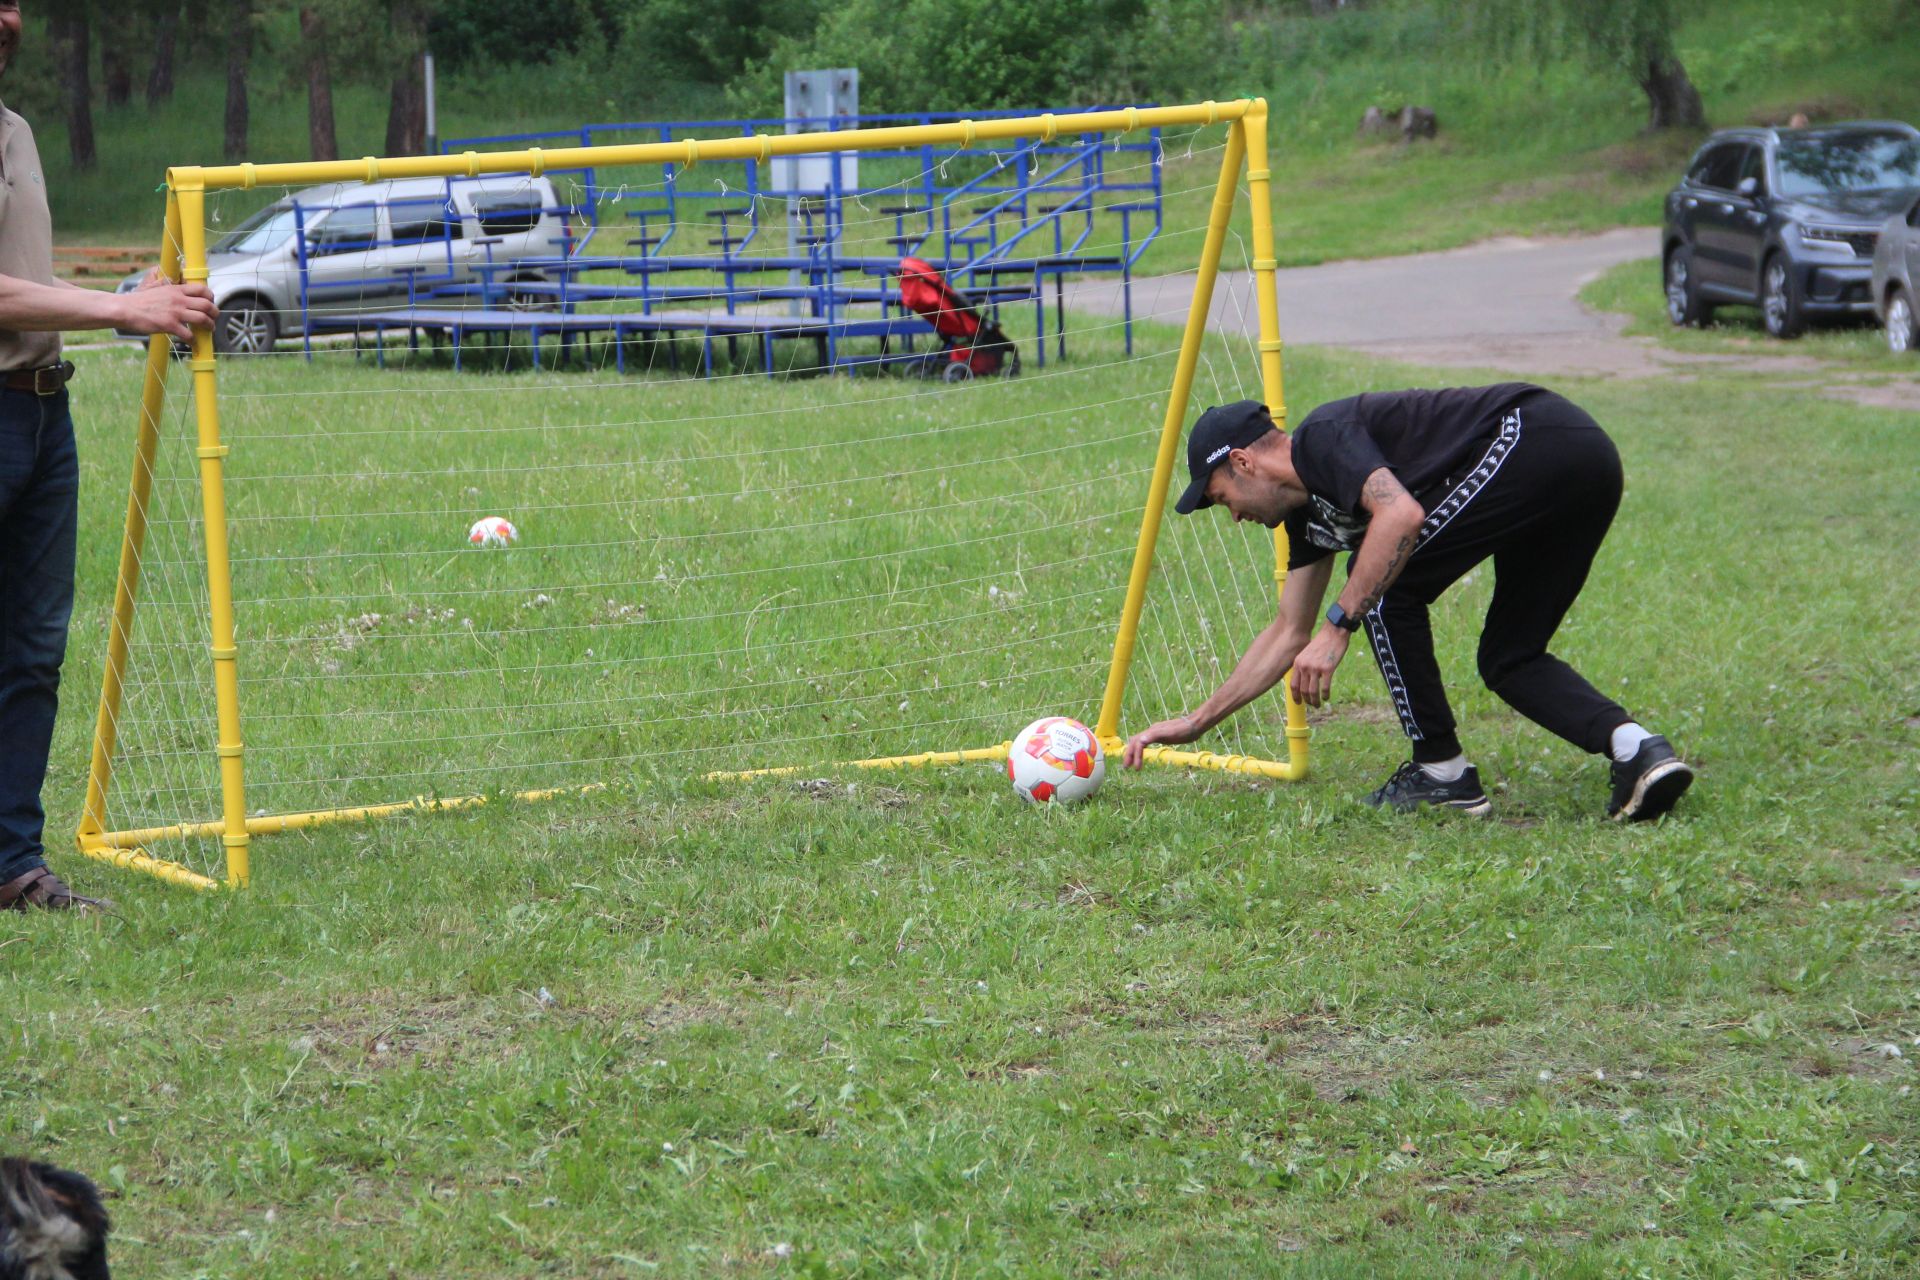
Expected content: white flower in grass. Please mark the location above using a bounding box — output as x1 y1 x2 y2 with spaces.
771 1242 794 1259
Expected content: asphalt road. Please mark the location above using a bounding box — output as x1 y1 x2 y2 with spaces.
1066 226 1665 377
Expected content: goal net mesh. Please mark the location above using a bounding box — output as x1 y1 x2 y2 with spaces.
97 120 1293 881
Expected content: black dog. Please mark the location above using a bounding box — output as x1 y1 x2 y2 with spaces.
0 1159 109 1280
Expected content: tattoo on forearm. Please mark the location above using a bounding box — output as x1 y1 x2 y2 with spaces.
1351 530 1416 617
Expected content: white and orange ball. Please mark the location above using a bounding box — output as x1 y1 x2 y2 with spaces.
1008 715 1106 805
467 516 518 549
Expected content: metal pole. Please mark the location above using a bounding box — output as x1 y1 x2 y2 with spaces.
423 52 437 154
174 182 252 889
1238 99 1310 777
173 101 1253 192
78 192 184 844
1094 123 1246 743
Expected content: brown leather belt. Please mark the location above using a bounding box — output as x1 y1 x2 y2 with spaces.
0 360 77 395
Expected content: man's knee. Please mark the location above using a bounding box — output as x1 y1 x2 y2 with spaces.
1477 638 1530 692
3 608 73 686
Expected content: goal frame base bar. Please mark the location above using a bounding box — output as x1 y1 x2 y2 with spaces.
75 725 1311 893
75 783 609 892
704 730 1310 783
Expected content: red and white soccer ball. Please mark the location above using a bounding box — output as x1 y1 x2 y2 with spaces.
468 516 518 549
1008 715 1106 805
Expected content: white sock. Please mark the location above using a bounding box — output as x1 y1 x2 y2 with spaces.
1419 754 1469 783
1610 722 1653 764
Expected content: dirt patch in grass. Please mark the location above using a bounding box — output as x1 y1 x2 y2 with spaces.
1807 1036 1917 1086
962 1058 1055 1083
792 778 910 808
1181 1010 1415 1103
287 990 738 1071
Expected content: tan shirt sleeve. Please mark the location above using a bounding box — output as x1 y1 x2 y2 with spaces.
0 104 64 368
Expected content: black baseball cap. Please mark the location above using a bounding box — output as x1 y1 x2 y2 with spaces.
1173 401 1277 514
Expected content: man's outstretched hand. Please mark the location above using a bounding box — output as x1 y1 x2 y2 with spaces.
119 273 218 340
1288 625 1350 708
1123 714 1203 769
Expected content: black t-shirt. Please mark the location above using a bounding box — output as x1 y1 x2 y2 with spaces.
1283 383 1541 569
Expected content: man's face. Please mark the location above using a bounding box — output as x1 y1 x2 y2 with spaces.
1203 451 1295 529
0 3 20 81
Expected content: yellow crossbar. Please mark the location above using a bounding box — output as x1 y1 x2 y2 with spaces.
170 102 1250 193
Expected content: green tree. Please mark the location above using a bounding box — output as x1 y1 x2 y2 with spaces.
224 0 258 161
47 5 95 169
299 5 337 161
386 0 433 156
1464 0 1705 130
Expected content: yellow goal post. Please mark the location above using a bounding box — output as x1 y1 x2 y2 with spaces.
76 98 1309 893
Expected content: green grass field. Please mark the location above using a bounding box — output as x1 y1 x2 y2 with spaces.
3 301 1917 1275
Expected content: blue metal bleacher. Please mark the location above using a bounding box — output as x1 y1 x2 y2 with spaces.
290 107 1165 376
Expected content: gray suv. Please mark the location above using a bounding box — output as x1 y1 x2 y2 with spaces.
1663 122 1920 338
119 173 569 354
1870 192 1920 353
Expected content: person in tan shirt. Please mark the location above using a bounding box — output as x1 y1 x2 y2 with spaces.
0 0 217 912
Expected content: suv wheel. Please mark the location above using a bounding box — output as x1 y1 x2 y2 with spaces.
1664 246 1713 327
213 299 279 356
1761 255 1806 339
1886 287 1918 355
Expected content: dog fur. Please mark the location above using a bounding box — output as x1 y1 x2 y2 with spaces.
0 1159 110 1280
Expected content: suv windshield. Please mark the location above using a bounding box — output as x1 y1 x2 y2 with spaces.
1776 131 1920 198
211 203 302 256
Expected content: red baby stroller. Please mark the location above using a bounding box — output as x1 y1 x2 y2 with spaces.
897 256 1020 382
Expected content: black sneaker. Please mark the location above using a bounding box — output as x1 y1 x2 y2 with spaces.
1364 761 1492 816
1607 735 1694 822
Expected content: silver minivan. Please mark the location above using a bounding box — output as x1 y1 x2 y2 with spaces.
120 173 569 353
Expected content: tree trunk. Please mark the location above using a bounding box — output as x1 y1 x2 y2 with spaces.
385 1 428 156
49 11 96 171
101 19 133 108
224 0 253 162
1636 47 1706 131
300 7 338 162
147 5 180 107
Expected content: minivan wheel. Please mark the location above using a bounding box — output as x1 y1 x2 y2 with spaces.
213 299 279 355
1761 255 1806 339
1664 246 1712 327
504 282 558 312
1886 288 1918 355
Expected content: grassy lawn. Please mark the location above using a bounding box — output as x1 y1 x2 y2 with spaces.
1579 257 1909 371
2 308 1916 1274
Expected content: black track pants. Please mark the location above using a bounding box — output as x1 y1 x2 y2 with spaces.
1357 391 1630 763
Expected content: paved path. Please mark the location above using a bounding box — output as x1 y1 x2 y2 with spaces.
1066 226 1916 406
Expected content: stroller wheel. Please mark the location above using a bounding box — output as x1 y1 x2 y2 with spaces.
942 361 976 384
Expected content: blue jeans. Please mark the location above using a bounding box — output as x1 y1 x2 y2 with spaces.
0 387 78 883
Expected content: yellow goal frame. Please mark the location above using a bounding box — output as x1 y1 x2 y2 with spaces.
75 99 1309 893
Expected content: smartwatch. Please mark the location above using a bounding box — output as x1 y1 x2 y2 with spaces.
1326 602 1364 633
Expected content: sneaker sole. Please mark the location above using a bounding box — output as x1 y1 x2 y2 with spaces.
1613 759 1694 823
1366 794 1493 816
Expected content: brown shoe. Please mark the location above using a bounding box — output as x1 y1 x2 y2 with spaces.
0 867 112 913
